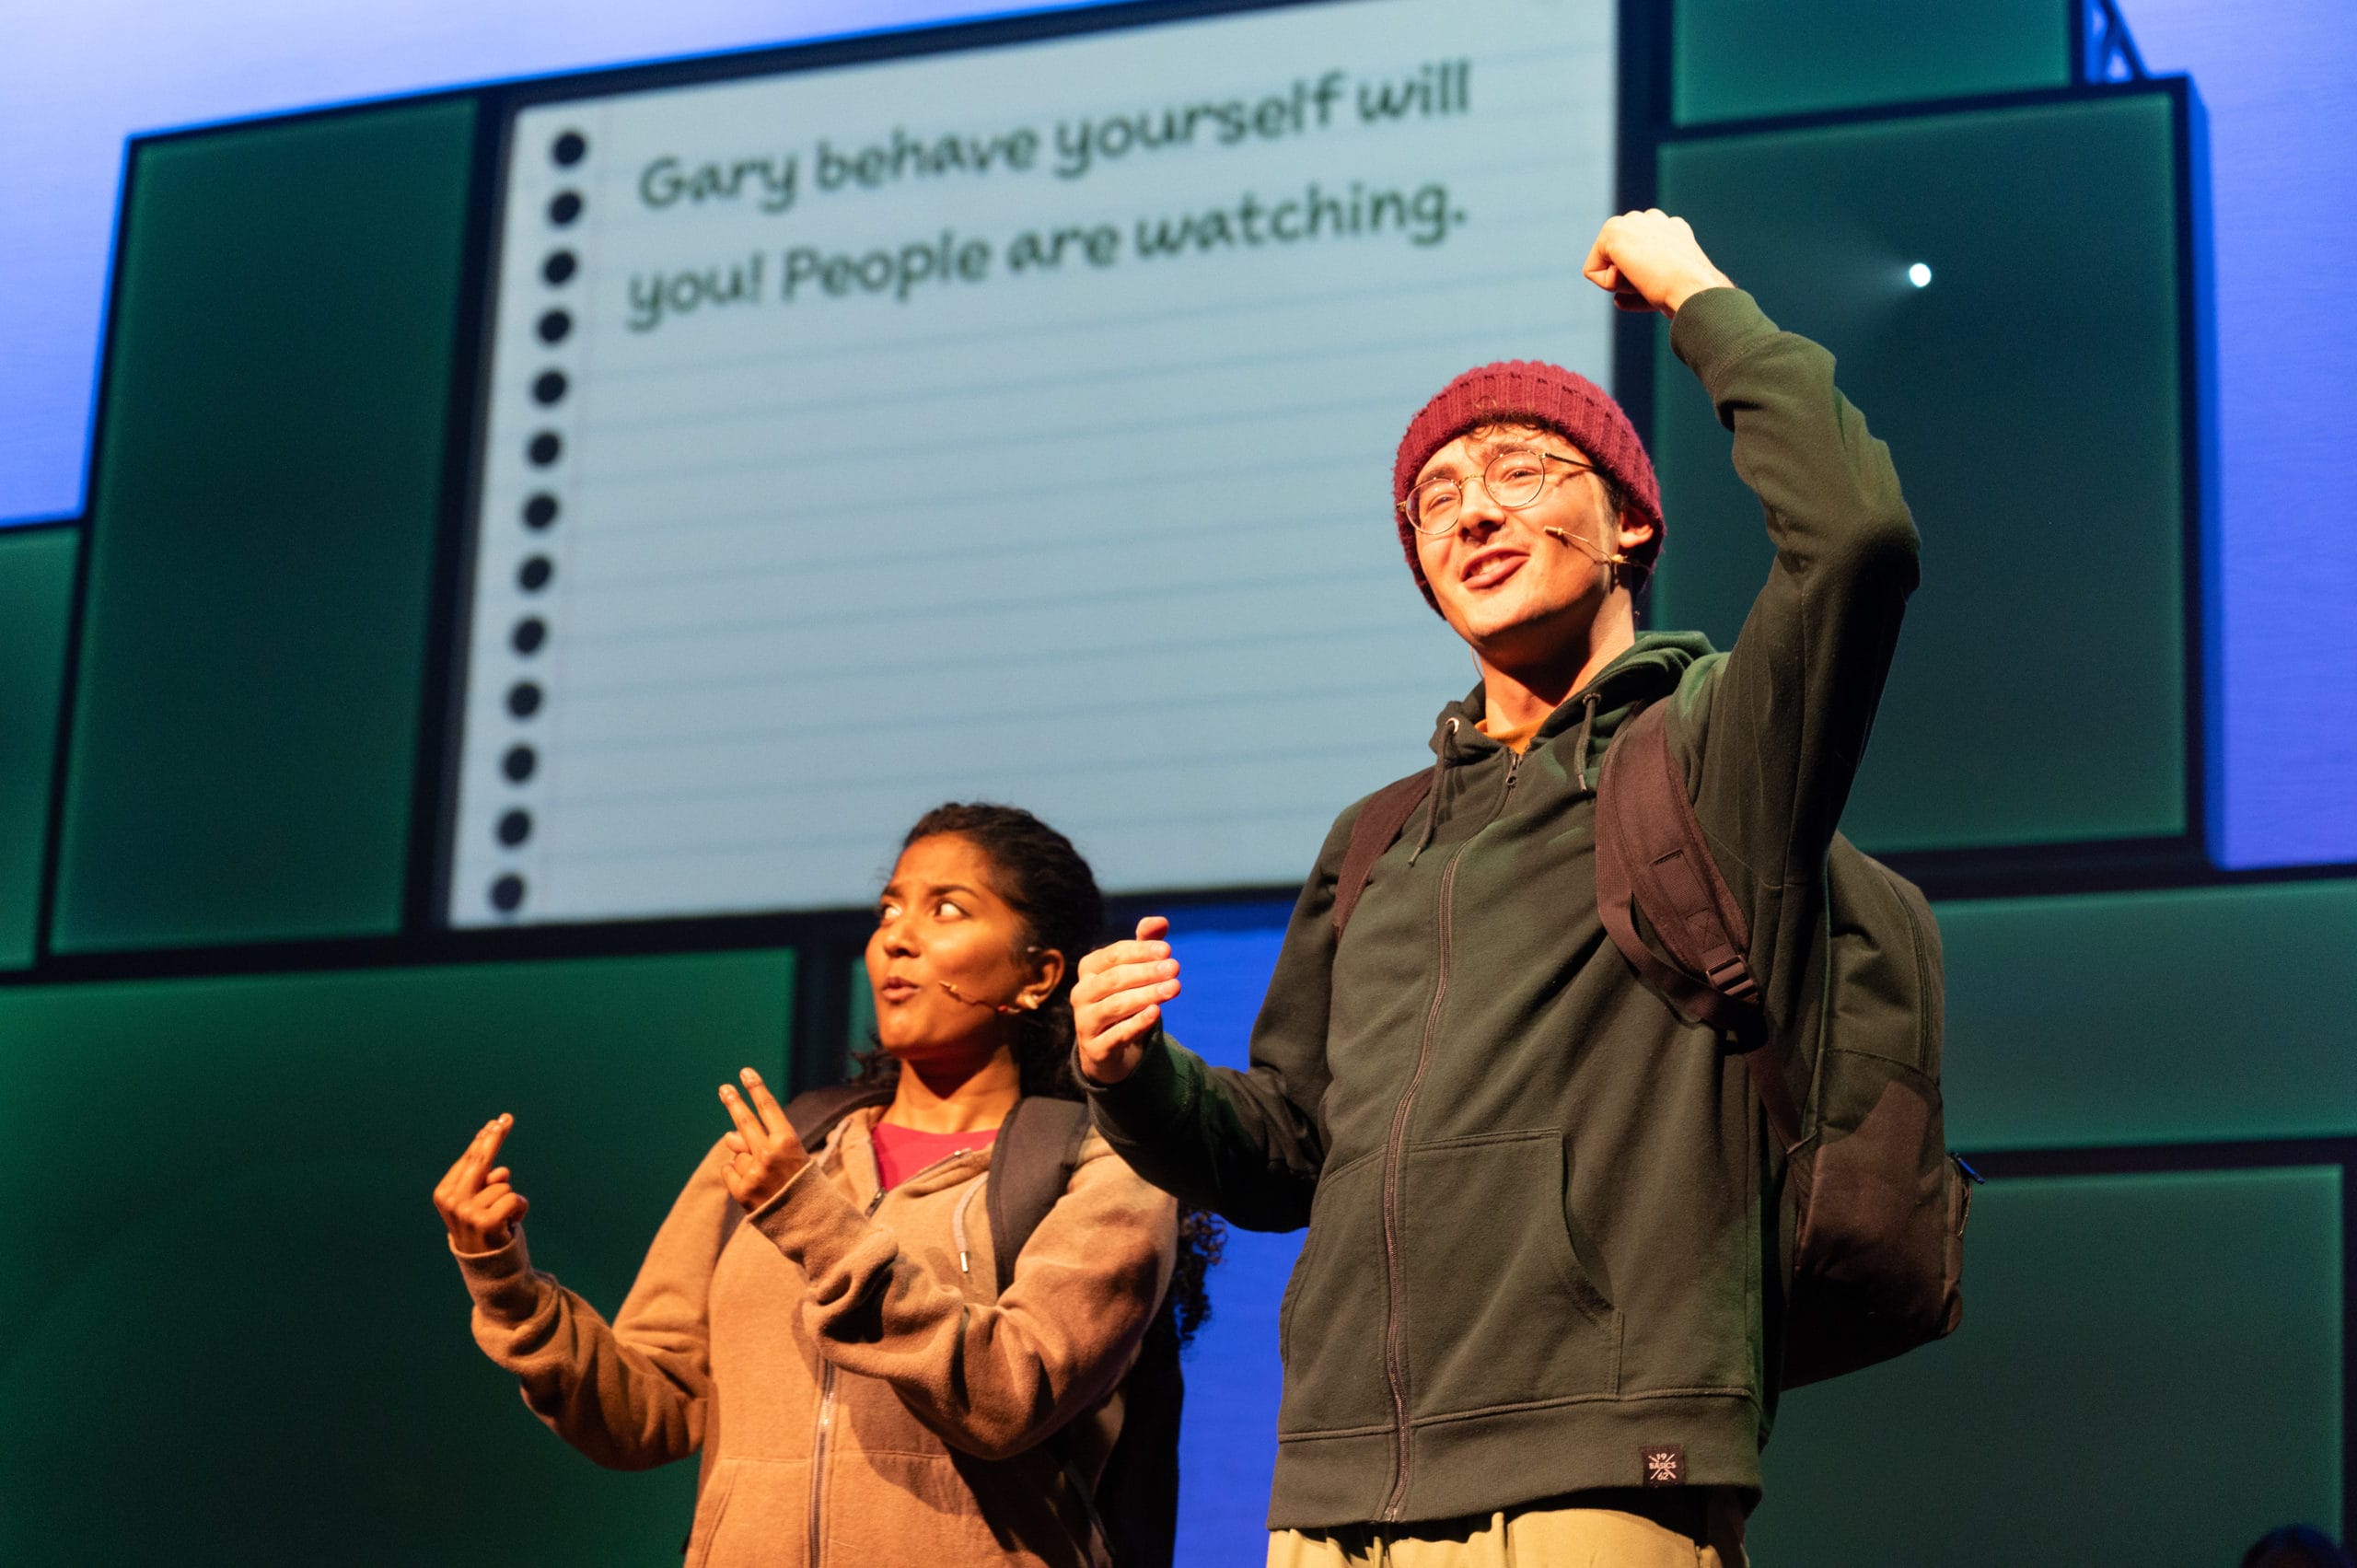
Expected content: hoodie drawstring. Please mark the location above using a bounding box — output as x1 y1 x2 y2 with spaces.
1569 691 1602 796
951 1179 985 1276
1407 717 1459 865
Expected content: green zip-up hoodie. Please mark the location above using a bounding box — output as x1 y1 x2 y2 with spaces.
1086 288 1918 1529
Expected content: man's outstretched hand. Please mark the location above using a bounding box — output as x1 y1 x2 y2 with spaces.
1073 916 1183 1086
1583 210 1735 317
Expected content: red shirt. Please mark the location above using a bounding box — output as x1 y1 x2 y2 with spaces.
870 1121 999 1191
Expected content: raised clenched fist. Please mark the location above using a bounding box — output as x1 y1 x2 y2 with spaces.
1582 210 1735 317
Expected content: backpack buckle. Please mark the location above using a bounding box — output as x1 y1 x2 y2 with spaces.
1705 954 1760 1002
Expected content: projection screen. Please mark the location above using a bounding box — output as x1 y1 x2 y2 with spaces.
446 0 1620 926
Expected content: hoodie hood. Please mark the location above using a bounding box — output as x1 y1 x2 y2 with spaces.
1403 632 1718 865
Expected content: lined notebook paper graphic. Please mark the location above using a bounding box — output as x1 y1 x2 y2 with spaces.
446 0 1620 926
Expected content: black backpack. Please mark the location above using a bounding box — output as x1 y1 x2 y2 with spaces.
1332 700 1971 1388
785 1084 1180 1567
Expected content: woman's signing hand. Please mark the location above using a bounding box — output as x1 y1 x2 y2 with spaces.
717 1068 808 1213
433 1113 529 1253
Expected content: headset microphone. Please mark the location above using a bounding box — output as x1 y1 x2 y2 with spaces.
936 980 1031 1016
1543 526 1631 566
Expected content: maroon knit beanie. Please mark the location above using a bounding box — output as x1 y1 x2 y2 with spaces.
1391 360 1663 612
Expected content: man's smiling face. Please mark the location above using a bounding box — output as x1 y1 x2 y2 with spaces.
1409 423 1648 665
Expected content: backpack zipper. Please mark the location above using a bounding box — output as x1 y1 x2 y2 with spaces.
807 1183 889 1568
1376 743 1521 1521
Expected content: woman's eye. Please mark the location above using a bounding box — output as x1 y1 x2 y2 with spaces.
876 901 900 923
934 900 965 920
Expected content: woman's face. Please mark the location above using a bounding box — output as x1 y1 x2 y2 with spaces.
865 833 1062 1062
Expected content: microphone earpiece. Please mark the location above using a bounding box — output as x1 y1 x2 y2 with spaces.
1543 526 1630 565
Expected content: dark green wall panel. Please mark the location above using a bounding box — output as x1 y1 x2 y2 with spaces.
1674 0 2072 125
0 528 77 970
0 948 792 1564
1751 1167 2342 1564
847 951 877 1076
55 99 477 952
1941 878 2357 1150
1655 91 2189 856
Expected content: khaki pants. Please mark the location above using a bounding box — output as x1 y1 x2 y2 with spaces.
1267 1491 1748 1568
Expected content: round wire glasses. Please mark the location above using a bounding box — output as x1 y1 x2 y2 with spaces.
1399 447 1596 535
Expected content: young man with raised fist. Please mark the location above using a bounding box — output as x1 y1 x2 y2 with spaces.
1072 211 1919 1567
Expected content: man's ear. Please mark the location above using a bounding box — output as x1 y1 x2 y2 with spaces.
1018 947 1065 1010
1615 505 1657 563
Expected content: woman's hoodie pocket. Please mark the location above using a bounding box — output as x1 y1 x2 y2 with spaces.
689 1456 809 1568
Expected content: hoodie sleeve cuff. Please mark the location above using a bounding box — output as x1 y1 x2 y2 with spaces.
451 1227 547 1322
747 1157 867 1275
1668 287 1781 421
1080 1029 1199 1139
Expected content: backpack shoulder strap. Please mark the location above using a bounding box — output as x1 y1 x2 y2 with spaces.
1093 1312 1183 1568
986 1095 1094 1295
1594 702 1802 1149
1331 771 1434 940
996 1095 1176 1567
784 1081 896 1151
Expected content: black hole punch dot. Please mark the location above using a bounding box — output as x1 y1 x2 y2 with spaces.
551 130 587 167
527 431 563 467
490 873 527 913
497 808 534 847
517 555 554 592
542 250 577 286
522 494 559 531
532 369 568 406
507 680 544 719
547 191 583 226
511 616 548 655
502 744 537 783
536 308 572 345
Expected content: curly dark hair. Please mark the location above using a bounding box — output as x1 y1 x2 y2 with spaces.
856 802 1225 1346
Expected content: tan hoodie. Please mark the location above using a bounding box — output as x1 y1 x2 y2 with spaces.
453 1103 1179 1567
